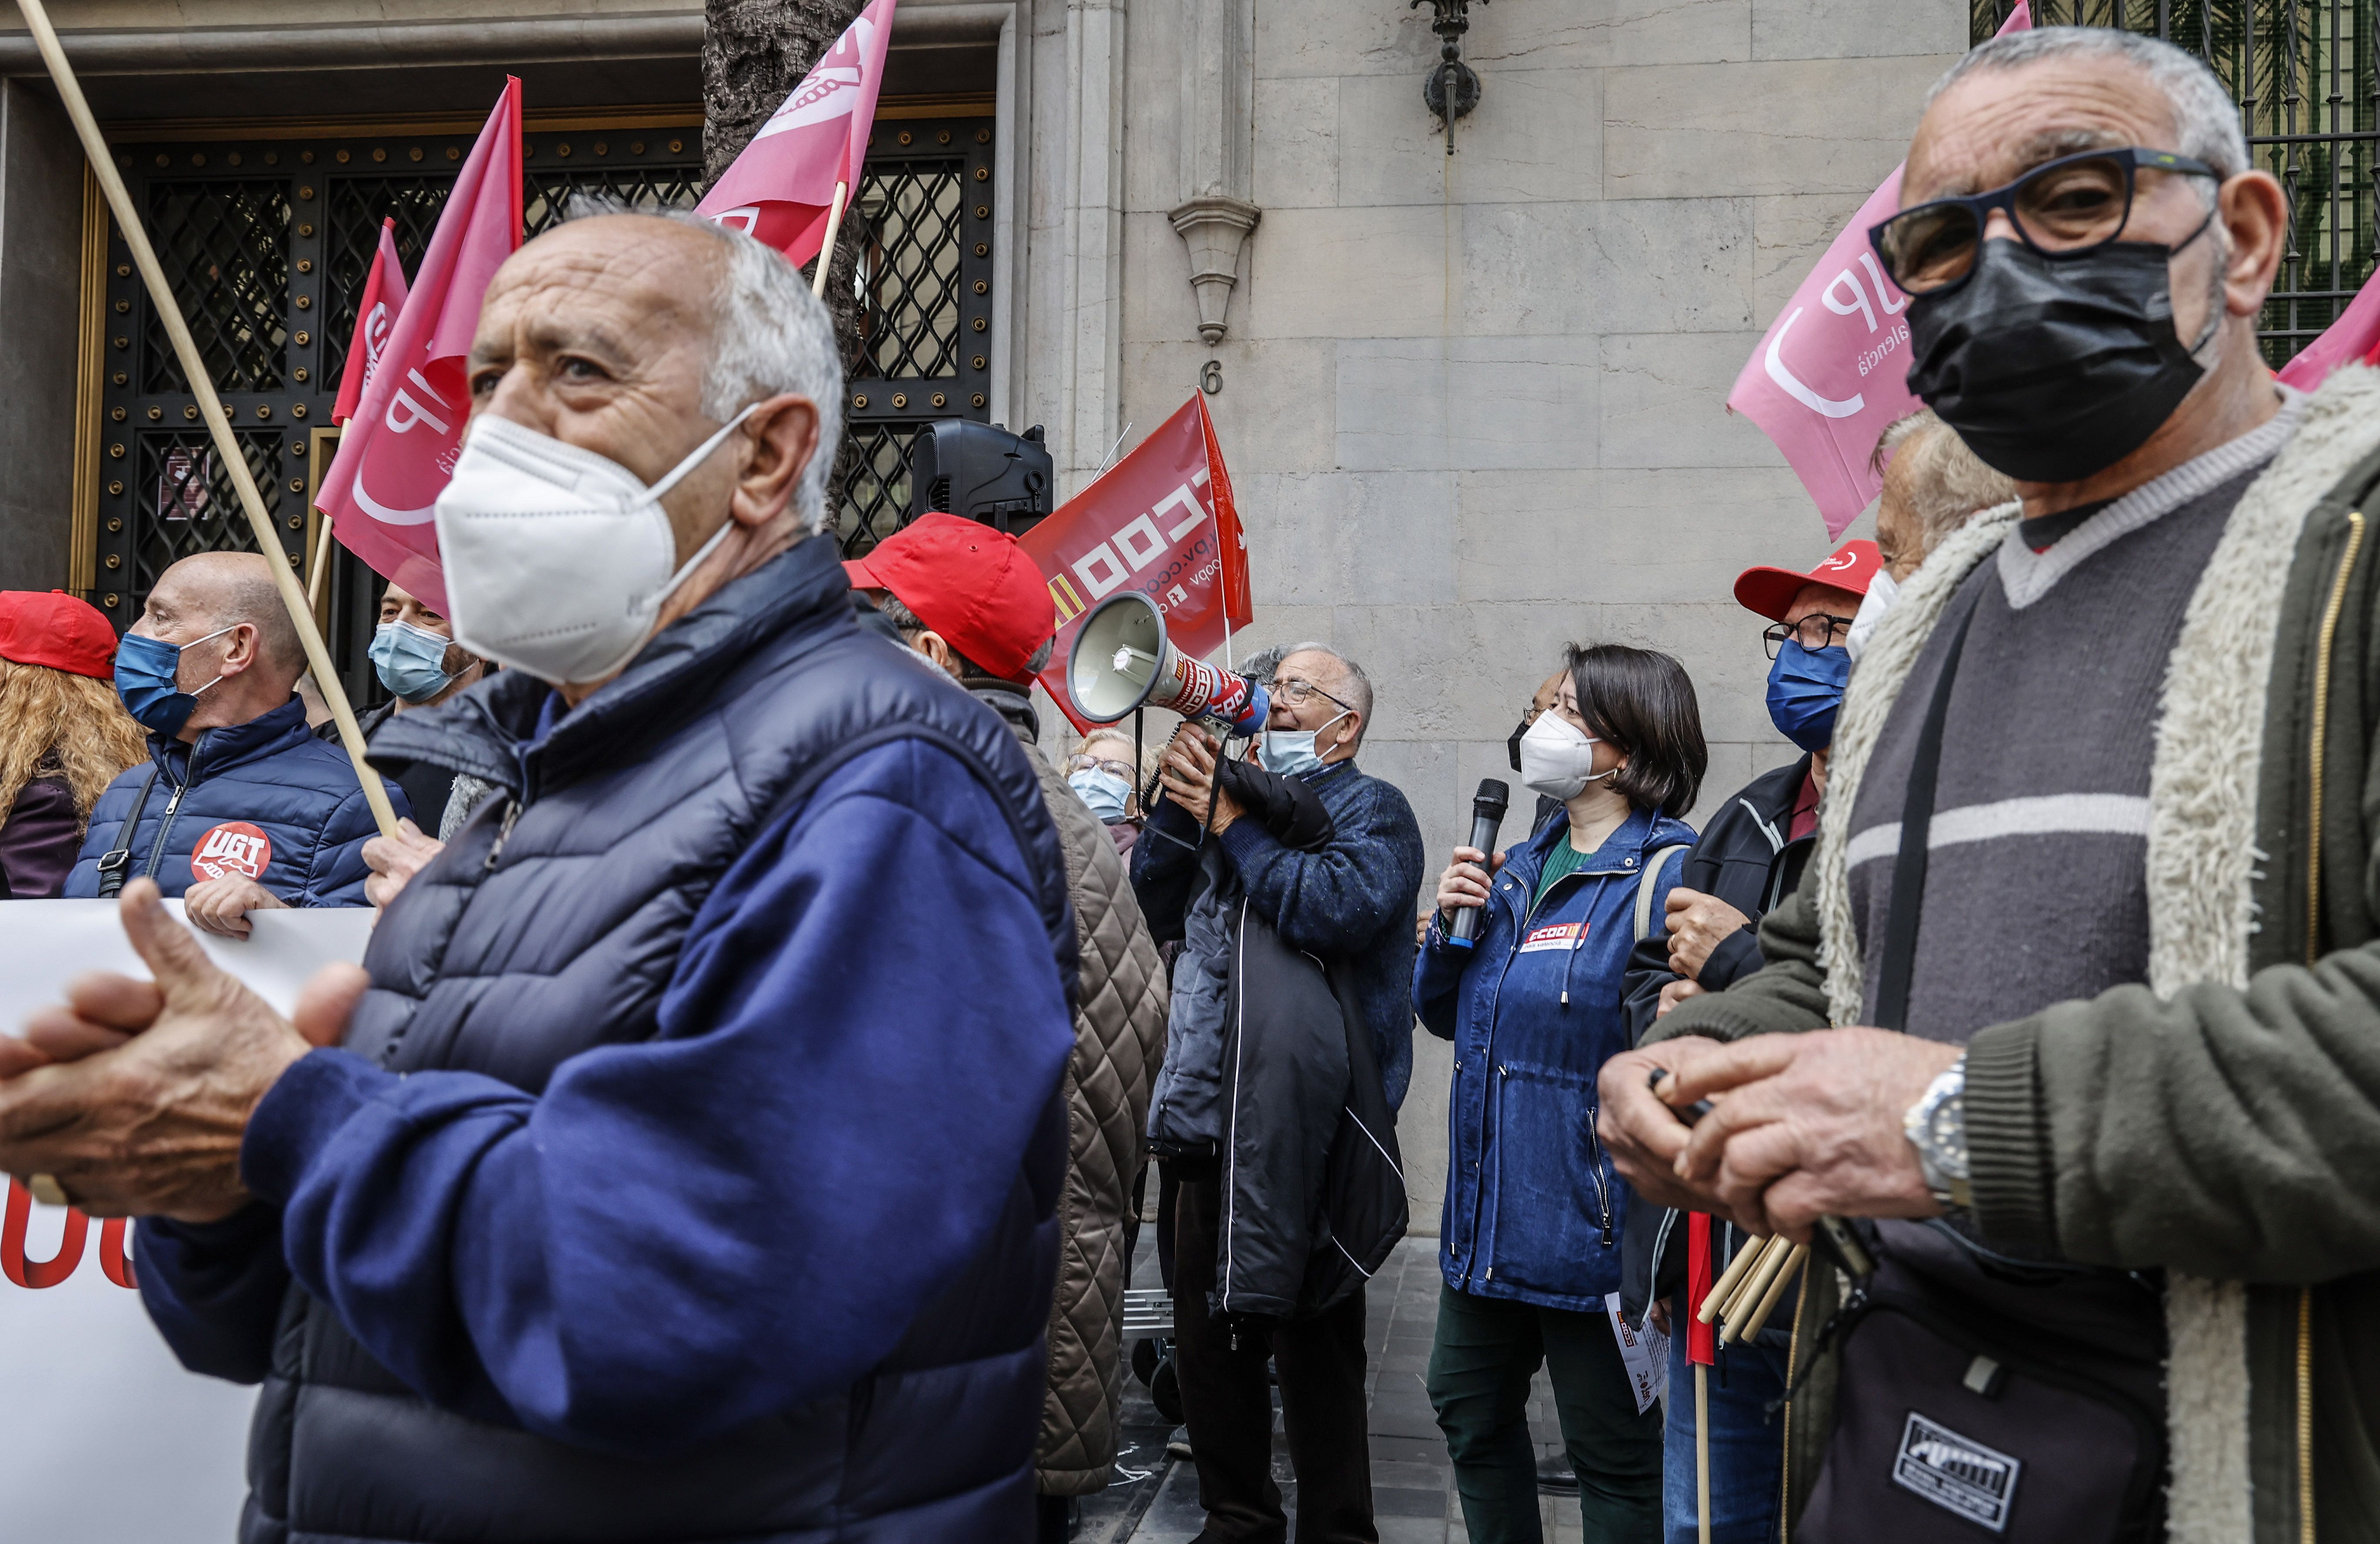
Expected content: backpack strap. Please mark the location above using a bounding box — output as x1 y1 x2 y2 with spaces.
1634 845 1690 944
93 764 162 901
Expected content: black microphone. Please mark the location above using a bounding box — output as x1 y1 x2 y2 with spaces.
1449 778 1509 947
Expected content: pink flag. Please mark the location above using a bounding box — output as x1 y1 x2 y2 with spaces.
695 0 896 268
2276 271 2380 391
1018 397 1254 734
1728 2 2030 536
330 219 409 427
317 78 522 616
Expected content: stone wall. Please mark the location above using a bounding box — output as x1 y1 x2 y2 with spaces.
1108 0 1967 1230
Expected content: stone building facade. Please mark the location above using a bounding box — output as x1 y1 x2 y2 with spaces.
0 0 1968 1223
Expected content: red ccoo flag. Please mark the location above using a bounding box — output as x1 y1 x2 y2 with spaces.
695 0 897 271
1020 396 1254 733
330 218 410 427
316 77 523 616
1685 1212 1718 1367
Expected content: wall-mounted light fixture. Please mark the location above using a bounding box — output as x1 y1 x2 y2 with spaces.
1413 0 1488 156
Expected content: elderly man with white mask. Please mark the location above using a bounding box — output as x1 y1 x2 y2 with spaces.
0 211 1079 1544
1600 27 2380 1544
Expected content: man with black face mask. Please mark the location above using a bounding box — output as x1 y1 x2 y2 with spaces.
1601 27 2380 1544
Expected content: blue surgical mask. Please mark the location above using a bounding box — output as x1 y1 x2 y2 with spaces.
113 623 236 738
1069 767 1132 823
371 618 462 704
1766 641 1851 753
1258 711 1348 779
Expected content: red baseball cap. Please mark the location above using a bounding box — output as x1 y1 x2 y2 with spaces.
1732 541 1881 623
0 590 119 680
844 512 1055 683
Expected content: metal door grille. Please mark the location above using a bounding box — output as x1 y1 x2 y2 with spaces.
836 117 996 557
143 181 291 395
1971 2 2379 368
131 430 285 593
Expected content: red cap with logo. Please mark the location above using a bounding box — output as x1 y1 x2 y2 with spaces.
844 512 1055 683
0 589 120 680
1732 541 1882 623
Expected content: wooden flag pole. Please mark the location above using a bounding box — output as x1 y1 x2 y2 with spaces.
811 181 850 300
18 0 397 840
1736 1244 1808 1344
305 516 336 618
1697 1229 1769 1325
1695 1362 1712 1544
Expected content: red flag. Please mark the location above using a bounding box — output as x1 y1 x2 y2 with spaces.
695 0 896 269
1019 396 1254 733
316 78 523 616
330 219 410 427
1685 1213 1717 1366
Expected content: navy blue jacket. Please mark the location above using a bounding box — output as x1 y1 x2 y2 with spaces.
1133 757 1427 1108
62 697 401 905
133 536 1077 1544
1415 806 1693 1312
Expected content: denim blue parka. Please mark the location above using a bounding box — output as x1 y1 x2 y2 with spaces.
1414 804 1694 1313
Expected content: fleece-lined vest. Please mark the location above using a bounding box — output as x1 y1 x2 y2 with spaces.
237 538 1078 1544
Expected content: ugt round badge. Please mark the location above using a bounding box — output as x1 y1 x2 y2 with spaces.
191 821 272 882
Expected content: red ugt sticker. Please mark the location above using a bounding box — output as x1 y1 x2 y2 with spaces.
191 821 272 882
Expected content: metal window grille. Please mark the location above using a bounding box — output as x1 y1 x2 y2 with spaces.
1970 1 2379 368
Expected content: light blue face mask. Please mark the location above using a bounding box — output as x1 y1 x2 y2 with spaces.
1068 767 1132 822
369 618 462 704
1257 710 1348 779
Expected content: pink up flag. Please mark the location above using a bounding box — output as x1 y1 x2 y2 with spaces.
317 78 523 616
2276 270 2380 390
695 0 896 268
330 219 410 427
1728 2 2030 536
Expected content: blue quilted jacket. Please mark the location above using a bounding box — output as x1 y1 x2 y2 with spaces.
62 697 404 905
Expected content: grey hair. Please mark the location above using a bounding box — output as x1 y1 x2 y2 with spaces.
871 589 1055 678
1276 641 1373 741
1871 409 2017 555
1927 28 2249 194
562 196 845 532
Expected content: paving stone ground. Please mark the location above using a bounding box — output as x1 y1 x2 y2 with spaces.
1077 1236 1589 1544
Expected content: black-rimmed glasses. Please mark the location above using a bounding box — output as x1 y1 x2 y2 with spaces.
1869 146 2222 297
1763 614 1856 659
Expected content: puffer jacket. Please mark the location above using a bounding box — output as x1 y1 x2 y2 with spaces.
63 697 404 904
975 687 1169 1497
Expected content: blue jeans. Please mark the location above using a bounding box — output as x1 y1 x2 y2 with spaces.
1661 1294 1790 1544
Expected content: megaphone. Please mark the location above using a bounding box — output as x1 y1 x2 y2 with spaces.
1067 592 1270 735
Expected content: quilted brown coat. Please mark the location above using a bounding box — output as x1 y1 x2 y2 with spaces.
1011 721 1168 1497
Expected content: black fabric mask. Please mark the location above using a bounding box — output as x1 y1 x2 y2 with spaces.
1904 234 2215 484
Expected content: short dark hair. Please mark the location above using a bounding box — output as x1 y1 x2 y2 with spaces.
1565 643 1707 818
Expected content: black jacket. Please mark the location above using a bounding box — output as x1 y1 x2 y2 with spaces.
1617 754 1814 1322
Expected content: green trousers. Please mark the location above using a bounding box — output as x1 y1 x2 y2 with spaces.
1425 1282 1663 1544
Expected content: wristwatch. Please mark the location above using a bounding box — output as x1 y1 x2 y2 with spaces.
1903 1055 1972 1211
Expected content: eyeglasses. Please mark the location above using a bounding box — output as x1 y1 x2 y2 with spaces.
1869 146 2222 297
1762 614 1856 659
1268 676 1353 713
1067 754 1135 781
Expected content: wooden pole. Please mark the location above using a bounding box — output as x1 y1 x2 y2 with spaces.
305 515 336 619
1697 1229 1770 1325
810 180 849 300
1736 1245 1808 1344
1723 1236 1800 1346
19 0 396 839
1695 1362 1712 1544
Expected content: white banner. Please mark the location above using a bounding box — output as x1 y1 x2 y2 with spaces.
0 901 376 1541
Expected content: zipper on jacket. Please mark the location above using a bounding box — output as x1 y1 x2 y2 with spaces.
143 736 205 880
1582 1104 1614 1246
481 799 522 871
2300 507 2362 1544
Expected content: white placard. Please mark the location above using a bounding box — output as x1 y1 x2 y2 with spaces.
0 900 375 1540
1605 1290 1671 1415
0 899 376 1028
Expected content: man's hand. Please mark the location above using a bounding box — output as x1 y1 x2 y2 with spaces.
364 818 446 910
1667 1027 1962 1239
1158 726 1244 833
1655 979 1706 1019
183 874 287 940
1663 888 1752 982
0 879 366 1221
1596 1036 1733 1212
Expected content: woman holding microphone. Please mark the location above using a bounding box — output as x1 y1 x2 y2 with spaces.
1416 643 1706 1544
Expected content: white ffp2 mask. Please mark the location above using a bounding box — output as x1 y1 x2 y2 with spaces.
1518 711 1611 803
434 405 759 685
1844 569 1899 663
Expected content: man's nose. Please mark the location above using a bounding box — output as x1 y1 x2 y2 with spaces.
1982 207 2022 243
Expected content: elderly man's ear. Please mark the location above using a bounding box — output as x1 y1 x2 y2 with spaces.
2216 171 2290 316
729 394 823 529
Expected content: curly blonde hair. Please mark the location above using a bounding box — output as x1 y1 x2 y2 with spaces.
0 658 148 837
